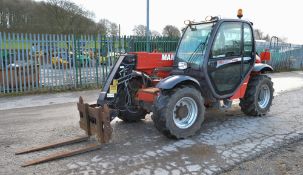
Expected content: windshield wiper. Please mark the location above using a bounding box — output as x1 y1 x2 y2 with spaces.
187 34 210 63
187 42 206 63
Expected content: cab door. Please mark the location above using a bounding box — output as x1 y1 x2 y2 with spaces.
242 23 255 77
207 22 243 96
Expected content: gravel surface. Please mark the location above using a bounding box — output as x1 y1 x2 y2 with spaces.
222 139 303 175
0 71 303 175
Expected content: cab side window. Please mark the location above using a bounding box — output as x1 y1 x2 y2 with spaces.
243 23 253 57
243 23 254 74
211 22 242 59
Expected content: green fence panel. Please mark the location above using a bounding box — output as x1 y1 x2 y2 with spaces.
0 32 302 94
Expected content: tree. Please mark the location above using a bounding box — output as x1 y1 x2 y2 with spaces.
133 25 147 36
278 37 287 43
254 29 264 40
96 19 119 36
162 25 180 37
109 22 118 36
0 0 38 32
254 29 287 43
96 19 110 35
0 0 117 34
254 29 271 41
151 30 161 37
263 34 270 42
45 0 95 34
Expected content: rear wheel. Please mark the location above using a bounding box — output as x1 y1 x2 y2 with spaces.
116 78 147 122
240 75 274 116
152 87 205 139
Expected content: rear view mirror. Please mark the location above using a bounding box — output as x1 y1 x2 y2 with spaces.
260 50 271 62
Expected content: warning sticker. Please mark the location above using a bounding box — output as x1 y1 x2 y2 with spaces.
109 85 117 94
113 79 118 86
107 93 114 98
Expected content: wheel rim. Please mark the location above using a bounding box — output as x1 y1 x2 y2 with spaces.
258 84 271 109
173 97 198 129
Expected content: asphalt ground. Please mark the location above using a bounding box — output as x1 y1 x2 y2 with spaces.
0 71 303 175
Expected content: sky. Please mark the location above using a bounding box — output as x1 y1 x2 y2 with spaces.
38 0 303 44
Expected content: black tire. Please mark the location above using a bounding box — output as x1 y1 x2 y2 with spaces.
152 86 205 139
240 75 274 116
116 78 148 122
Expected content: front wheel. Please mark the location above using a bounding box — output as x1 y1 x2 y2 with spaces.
116 78 148 122
240 75 274 116
152 87 205 139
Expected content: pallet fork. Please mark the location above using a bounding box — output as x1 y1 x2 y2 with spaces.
15 97 113 167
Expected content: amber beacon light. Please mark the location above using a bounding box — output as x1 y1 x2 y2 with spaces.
237 9 243 19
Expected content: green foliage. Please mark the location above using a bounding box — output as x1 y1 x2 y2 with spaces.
0 0 118 35
162 25 181 38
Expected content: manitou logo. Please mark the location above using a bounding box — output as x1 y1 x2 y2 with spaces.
161 53 174 61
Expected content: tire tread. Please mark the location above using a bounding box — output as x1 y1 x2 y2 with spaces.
240 75 274 116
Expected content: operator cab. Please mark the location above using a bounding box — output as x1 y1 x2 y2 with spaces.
174 16 255 99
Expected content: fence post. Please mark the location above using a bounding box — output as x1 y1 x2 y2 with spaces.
12 33 18 93
69 34 73 87
16 33 23 92
24 33 29 91
70 34 76 88
94 34 98 86
100 35 105 83
78 35 82 86
55 34 61 87
8 33 13 92
4 33 9 93
0 32 4 93
59 34 65 88
51 34 56 87
41 34 46 90
50 34 54 89
37 33 41 90
34 33 39 90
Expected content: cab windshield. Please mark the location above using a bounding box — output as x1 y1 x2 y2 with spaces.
176 23 214 67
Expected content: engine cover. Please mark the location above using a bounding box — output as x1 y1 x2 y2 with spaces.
132 52 174 78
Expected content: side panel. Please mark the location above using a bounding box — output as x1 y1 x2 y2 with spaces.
132 52 174 78
230 75 250 100
136 87 160 103
156 75 200 89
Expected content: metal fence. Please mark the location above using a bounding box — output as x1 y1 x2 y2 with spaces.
256 41 303 71
0 32 178 94
0 32 302 94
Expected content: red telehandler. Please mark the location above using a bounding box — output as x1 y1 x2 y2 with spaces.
16 10 274 166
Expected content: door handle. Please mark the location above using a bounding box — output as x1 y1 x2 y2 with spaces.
208 61 216 67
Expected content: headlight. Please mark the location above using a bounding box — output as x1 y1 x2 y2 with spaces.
178 62 188 70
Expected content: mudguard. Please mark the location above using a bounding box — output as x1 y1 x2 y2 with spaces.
252 63 274 72
156 75 200 90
